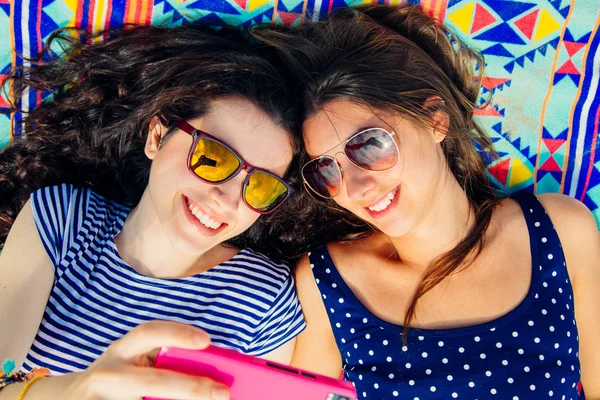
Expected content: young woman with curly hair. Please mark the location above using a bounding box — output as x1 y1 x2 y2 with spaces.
0 24 305 400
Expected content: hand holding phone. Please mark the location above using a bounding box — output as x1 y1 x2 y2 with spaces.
146 345 357 400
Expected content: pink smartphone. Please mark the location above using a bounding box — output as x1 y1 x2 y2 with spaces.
145 345 357 400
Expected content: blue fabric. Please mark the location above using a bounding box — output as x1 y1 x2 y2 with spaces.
25 184 305 375
310 191 583 399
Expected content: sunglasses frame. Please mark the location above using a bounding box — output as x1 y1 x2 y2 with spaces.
176 119 295 215
301 127 400 199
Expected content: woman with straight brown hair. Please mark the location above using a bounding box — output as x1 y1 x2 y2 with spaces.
254 5 600 399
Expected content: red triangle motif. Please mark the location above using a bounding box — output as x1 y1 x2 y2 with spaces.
471 4 497 34
564 41 586 57
543 138 565 154
278 12 301 26
473 105 502 117
0 75 9 109
488 158 511 186
540 157 562 172
514 9 539 40
481 77 510 91
556 59 580 75
232 0 247 10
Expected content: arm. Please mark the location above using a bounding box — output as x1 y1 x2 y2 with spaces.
258 337 296 364
0 321 229 400
290 254 342 378
0 199 55 368
539 194 600 399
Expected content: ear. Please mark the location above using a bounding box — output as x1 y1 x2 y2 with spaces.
144 116 167 160
423 96 449 144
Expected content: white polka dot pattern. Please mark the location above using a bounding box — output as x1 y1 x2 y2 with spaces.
309 192 582 399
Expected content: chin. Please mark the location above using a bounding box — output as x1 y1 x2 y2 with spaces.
166 219 213 256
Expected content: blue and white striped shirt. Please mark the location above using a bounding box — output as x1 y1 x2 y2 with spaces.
23 184 305 375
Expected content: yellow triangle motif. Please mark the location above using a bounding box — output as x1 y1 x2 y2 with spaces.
64 0 79 26
508 157 533 188
534 9 562 42
248 0 272 12
448 2 475 35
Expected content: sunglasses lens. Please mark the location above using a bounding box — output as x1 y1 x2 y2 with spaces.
245 171 290 213
190 138 240 183
345 128 398 171
302 157 341 198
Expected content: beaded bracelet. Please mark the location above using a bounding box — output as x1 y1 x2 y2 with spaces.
1 359 51 390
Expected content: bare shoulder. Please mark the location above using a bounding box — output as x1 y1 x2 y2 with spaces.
536 192 595 221
1 197 54 291
294 253 327 316
295 254 315 290
494 193 597 240
535 196 600 393
292 253 342 377
0 199 55 365
537 193 598 239
537 193 599 282
1 199 47 260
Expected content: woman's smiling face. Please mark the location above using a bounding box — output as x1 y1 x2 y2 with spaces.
144 96 294 255
303 101 449 238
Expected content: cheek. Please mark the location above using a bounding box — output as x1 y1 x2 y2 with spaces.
233 207 261 232
151 149 194 188
333 192 360 214
398 140 442 179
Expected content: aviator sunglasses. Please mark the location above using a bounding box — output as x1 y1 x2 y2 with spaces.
301 127 400 199
175 119 294 214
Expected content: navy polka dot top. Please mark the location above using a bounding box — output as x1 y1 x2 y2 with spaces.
309 192 584 399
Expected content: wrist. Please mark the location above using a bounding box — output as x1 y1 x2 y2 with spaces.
54 372 89 400
7 373 88 400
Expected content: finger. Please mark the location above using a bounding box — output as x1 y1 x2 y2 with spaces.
124 365 230 400
110 320 211 360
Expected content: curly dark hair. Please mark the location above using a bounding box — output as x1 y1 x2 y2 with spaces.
253 4 503 336
0 23 305 263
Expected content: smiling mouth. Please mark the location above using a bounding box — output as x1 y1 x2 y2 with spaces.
183 195 228 233
187 202 222 229
366 186 399 212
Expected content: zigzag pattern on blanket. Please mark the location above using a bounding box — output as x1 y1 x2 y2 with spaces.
0 0 599 224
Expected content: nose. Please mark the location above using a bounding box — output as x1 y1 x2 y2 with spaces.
336 154 378 202
207 173 244 212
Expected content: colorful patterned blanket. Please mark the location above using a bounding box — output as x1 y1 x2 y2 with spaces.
1 0 599 224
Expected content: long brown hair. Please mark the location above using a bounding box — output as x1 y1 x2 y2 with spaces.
253 5 502 337
0 24 304 263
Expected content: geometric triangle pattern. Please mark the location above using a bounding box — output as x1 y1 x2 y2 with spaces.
471 3 497 34
0 0 599 226
514 9 539 41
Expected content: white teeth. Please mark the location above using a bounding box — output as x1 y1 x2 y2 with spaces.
187 201 223 230
368 189 396 212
